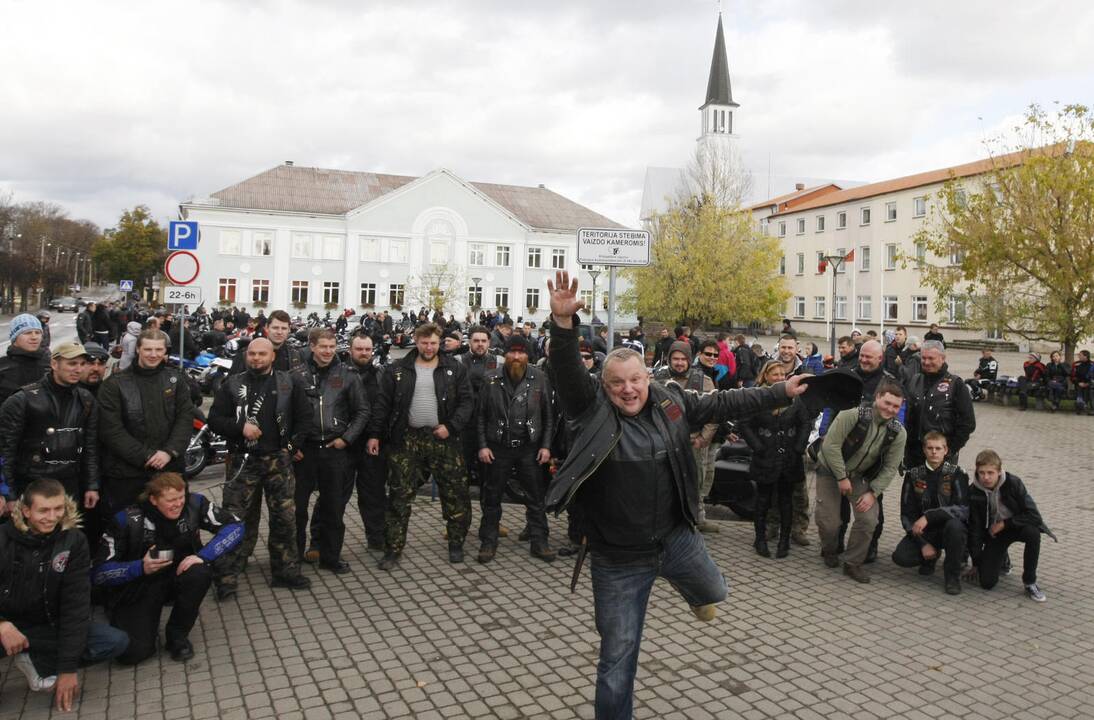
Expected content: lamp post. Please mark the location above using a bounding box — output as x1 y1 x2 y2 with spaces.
819 252 849 356
588 268 601 324
471 276 482 316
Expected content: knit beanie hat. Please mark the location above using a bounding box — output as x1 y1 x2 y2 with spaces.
668 340 693 364
9 313 42 342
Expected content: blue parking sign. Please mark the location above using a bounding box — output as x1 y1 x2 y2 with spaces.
168 221 200 250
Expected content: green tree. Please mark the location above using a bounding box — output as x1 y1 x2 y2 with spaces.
914 104 1094 361
623 145 787 328
92 205 167 293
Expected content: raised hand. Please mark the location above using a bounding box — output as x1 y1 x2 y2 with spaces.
546 271 584 329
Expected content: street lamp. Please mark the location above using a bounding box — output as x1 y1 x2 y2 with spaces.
818 252 850 356
587 268 601 324
471 276 482 312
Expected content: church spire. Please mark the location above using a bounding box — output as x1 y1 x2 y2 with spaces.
701 14 737 110
697 13 739 145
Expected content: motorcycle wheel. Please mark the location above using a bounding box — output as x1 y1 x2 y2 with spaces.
183 443 209 479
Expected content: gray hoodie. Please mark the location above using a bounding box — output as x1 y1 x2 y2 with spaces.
118 321 142 370
971 472 1012 527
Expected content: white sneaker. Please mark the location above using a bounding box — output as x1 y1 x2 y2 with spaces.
1025 583 1047 603
12 652 57 692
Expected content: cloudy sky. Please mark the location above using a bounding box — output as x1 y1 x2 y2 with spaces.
1 0 1092 229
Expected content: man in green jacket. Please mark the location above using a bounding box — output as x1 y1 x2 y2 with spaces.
815 378 907 583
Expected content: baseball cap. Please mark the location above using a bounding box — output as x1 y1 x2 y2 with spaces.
52 340 90 360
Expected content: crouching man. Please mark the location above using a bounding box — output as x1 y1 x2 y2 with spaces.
92 472 243 662
0 479 129 709
892 432 969 594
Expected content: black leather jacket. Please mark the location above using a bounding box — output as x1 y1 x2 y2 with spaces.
476 366 554 450
899 461 970 543
369 350 473 447
544 322 788 554
968 472 1057 565
208 369 312 454
300 357 369 445
0 346 51 405
458 351 503 398
905 364 976 463
0 374 100 501
738 398 811 481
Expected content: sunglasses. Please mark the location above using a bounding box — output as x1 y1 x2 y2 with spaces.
581 353 593 360
87 358 108 365
701 351 719 358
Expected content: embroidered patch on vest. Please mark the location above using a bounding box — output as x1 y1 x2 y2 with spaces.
936 382 950 393
662 399 683 422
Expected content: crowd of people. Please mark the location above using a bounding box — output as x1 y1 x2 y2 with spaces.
0 281 1065 717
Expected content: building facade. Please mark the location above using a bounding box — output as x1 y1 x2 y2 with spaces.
764 153 1024 342
179 165 631 325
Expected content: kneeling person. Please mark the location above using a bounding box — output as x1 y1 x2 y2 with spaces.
0 479 129 709
892 432 969 594
966 449 1056 602
815 380 907 583
93 472 243 662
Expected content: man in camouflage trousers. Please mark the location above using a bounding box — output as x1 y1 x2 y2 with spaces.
208 338 313 599
367 323 474 570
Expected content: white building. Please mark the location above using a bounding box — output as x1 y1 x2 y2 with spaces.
764 152 1028 342
179 165 631 324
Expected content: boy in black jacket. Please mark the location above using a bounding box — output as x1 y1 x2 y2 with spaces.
893 433 969 595
0 479 129 709
965 449 1056 602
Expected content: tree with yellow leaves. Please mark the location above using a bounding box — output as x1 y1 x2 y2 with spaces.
623 146 788 328
914 104 1094 362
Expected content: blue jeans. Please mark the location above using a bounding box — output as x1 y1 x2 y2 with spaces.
5 622 130 676
590 524 727 720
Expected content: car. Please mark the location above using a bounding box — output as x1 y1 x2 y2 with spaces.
49 296 79 312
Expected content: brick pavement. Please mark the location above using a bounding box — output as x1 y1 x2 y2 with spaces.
2 401 1093 719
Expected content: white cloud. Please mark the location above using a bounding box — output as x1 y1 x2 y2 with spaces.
0 0 1091 230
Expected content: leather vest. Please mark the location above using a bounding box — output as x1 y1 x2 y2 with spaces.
222 370 295 447
17 381 95 476
114 368 179 432
911 372 958 437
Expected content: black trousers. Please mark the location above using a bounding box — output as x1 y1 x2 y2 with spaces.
478 444 547 546
754 475 792 539
111 562 212 665
977 524 1041 588
352 447 387 546
891 517 966 576
294 443 354 564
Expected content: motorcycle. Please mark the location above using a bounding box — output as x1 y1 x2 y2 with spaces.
183 410 230 480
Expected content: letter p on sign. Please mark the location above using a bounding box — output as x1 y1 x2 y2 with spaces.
168 221 200 251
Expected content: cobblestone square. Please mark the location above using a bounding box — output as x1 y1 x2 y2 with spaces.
2 401 1092 719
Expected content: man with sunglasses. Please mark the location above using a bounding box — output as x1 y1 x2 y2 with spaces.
78 344 111 397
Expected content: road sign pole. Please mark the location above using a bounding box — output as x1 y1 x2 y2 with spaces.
607 267 617 352
178 302 184 364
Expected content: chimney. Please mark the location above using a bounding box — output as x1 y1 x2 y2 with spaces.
285 160 294 167
795 183 805 191
538 183 546 189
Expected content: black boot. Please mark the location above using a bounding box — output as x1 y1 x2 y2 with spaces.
753 522 771 558
776 528 790 559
